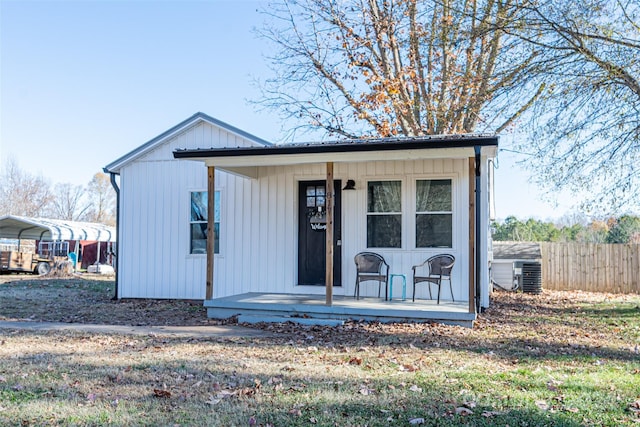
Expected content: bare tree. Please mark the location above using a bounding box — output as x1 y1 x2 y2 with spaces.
0 157 53 217
257 0 542 139
506 0 640 212
47 183 89 221
84 173 116 226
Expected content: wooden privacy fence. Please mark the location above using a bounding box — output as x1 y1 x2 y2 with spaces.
540 243 640 294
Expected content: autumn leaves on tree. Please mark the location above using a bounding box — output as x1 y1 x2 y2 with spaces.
259 0 541 138
258 0 639 212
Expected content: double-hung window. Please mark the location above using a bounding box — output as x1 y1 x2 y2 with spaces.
415 179 452 247
190 191 220 254
367 181 402 248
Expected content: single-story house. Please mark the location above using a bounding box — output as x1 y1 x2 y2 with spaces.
491 241 542 291
104 112 497 326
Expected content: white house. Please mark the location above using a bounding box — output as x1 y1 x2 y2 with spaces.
104 112 497 325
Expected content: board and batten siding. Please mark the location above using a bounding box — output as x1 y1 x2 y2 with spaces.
336 158 472 301
124 159 484 302
208 158 474 301
118 122 491 305
117 122 264 299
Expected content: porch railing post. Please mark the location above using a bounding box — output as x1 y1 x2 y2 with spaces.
325 162 334 306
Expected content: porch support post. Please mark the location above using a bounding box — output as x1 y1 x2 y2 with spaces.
206 166 215 300
325 162 334 306
468 157 476 314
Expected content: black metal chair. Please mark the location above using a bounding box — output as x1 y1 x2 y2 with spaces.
412 254 455 304
354 252 389 300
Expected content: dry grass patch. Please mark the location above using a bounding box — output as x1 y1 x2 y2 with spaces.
0 277 639 426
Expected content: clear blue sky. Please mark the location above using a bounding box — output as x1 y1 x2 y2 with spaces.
1 0 577 221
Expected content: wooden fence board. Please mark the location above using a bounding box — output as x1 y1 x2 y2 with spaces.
540 243 640 294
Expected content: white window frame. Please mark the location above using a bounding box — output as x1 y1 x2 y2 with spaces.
365 179 404 249
413 178 454 249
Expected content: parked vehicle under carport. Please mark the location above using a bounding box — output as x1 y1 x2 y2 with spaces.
0 241 69 275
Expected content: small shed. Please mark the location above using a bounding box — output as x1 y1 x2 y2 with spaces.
491 241 541 290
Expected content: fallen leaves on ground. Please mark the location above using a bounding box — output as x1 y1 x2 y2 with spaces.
153 389 171 398
0 276 215 326
1 279 639 426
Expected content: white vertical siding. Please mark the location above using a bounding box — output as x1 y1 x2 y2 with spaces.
336 158 471 302
137 122 258 163
117 122 262 299
118 124 488 304
119 159 207 298
188 158 473 302
480 154 492 308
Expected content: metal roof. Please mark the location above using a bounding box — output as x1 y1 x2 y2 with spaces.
174 133 498 159
0 216 116 242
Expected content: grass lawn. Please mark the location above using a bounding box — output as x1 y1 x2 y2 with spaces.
0 278 639 426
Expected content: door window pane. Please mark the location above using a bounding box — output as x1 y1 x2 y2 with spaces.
367 181 401 248
306 186 326 207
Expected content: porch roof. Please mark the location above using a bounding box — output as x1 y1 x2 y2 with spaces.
173 134 498 177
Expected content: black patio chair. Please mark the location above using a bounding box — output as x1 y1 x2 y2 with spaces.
412 254 455 304
354 252 389 300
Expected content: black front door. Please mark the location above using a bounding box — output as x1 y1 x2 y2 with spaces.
297 180 342 286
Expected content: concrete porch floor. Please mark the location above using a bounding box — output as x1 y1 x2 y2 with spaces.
204 293 476 327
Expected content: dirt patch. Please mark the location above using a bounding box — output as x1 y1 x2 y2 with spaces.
1 273 638 347
0 274 217 326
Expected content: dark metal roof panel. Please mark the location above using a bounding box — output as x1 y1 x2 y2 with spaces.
174 134 498 159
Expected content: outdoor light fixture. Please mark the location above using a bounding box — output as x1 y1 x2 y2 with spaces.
343 179 356 190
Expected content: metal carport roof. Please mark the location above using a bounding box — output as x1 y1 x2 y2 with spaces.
0 215 116 242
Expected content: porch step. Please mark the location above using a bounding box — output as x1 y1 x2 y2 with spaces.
237 314 345 327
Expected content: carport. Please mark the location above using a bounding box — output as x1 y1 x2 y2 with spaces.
0 215 116 270
0 215 116 242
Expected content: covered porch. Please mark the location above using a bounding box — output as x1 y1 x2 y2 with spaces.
174 135 498 327
205 292 475 327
